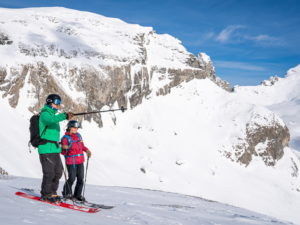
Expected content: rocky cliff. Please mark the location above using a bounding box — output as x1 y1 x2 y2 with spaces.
0 7 230 126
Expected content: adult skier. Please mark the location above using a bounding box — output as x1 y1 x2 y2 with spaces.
38 94 74 202
61 120 91 202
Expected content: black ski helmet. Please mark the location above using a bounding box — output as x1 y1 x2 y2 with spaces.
46 94 62 105
67 120 81 129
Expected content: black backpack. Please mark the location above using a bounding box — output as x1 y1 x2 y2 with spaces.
29 114 47 148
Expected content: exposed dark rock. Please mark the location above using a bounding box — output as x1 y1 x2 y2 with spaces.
291 158 299 177
261 76 280 86
232 120 290 167
0 50 230 127
0 32 13 45
0 167 8 176
140 167 146 174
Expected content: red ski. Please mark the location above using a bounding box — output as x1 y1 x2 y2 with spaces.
15 191 100 213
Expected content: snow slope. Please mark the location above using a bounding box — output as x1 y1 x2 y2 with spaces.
1 78 300 224
0 176 291 225
234 65 300 151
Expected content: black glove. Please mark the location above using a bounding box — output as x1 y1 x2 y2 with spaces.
86 150 91 158
65 112 74 120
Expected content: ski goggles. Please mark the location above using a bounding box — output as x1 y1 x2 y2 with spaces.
68 121 81 128
53 99 61 105
72 121 81 128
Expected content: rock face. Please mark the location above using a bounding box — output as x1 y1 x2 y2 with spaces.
0 57 226 126
0 32 13 45
224 107 290 167
236 122 290 167
0 8 230 126
260 76 280 86
0 167 8 176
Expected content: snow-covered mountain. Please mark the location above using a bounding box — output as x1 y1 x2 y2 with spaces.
0 7 229 126
234 65 300 152
1 7 300 224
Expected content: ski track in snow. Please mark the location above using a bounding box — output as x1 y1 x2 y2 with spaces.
0 176 291 225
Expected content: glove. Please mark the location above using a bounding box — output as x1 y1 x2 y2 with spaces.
65 112 74 120
61 145 69 150
86 150 91 158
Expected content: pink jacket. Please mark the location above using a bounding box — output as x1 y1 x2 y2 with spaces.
61 132 89 165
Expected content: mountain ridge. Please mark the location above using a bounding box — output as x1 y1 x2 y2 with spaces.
0 7 300 224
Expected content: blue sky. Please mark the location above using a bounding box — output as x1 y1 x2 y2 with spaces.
1 0 299 85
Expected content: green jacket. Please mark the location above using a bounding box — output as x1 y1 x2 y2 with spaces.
38 104 67 154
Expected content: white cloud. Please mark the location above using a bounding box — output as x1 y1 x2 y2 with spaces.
215 61 266 71
216 25 245 42
215 26 281 46
245 34 276 42
184 27 281 48
253 34 274 41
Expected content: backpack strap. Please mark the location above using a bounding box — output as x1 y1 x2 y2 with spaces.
61 134 83 168
61 135 73 154
39 113 48 137
77 133 82 141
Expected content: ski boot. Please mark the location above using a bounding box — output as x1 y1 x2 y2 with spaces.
62 194 73 201
74 195 86 202
40 194 60 203
51 194 61 203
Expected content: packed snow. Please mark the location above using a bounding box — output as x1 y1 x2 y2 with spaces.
0 176 292 225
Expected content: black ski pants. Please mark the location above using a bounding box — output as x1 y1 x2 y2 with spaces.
39 153 63 197
62 163 84 198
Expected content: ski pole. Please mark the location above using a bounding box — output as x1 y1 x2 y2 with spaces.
73 106 127 116
82 156 90 200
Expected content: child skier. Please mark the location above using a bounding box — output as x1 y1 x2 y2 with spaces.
61 120 91 202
